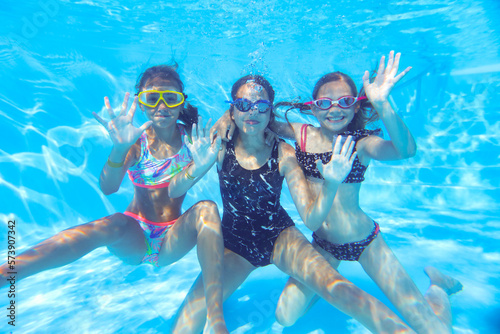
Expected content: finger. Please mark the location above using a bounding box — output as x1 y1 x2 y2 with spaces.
346 137 356 158
348 151 358 166
104 96 115 119
332 135 343 155
139 120 153 132
340 136 353 157
377 55 386 77
197 116 202 138
129 96 138 119
92 112 107 127
184 134 192 148
394 66 412 83
204 118 212 138
391 52 401 75
386 51 395 74
119 93 130 117
362 70 370 87
191 121 197 142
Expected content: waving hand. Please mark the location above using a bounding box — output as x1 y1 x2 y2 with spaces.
93 93 152 151
316 135 357 186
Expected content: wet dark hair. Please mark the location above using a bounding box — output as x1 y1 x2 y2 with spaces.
135 64 198 127
311 71 378 131
229 74 275 127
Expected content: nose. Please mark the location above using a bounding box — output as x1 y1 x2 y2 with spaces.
157 97 169 109
248 104 259 115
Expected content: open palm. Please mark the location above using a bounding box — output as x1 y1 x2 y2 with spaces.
363 51 411 108
317 135 357 186
93 93 152 151
185 117 221 171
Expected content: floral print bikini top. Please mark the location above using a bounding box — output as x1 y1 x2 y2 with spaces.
127 124 192 189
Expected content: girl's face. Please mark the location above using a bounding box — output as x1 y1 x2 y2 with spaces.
231 82 272 135
313 80 359 133
139 78 184 128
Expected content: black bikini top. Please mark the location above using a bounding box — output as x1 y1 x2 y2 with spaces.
295 125 382 183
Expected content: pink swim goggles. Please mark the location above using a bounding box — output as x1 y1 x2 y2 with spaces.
304 96 367 110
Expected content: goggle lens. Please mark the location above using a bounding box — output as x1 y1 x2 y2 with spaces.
230 98 272 114
306 96 364 110
138 90 185 108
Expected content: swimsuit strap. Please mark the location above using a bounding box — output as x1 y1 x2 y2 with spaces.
300 123 309 152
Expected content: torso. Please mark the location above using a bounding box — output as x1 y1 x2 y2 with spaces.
126 125 192 222
293 124 381 243
217 139 294 267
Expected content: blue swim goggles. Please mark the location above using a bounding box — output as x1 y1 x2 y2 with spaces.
226 98 273 114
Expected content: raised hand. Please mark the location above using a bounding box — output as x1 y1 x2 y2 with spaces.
363 51 412 109
93 93 152 151
185 117 222 174
316 135 357 186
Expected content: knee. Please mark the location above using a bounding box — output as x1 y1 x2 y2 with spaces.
275 302 297 327
194 200 219 215
192 201 221 226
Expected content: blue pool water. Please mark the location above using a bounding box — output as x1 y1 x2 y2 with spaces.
1 0 499 333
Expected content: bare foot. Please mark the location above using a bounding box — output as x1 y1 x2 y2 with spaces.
424 266 463 295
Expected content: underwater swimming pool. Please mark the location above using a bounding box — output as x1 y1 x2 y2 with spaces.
1 0 499 333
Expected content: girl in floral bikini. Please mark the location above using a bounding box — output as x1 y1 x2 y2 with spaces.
0 65 229 334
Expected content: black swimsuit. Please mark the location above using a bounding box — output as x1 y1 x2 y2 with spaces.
218 140 294 267
295 125 383 261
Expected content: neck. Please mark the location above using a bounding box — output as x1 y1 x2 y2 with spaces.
319 126 344 143
151 123 180 144
236 130 266 150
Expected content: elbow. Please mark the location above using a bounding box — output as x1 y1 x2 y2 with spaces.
168 187 182 199
404 142 417 158
99 182 118 196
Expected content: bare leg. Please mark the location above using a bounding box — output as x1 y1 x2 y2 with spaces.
170 249 255 334
275 242 340 326
0 212 146 287
157 200 228 334
359 234 451 333
423 266 462 328
272 227 413 334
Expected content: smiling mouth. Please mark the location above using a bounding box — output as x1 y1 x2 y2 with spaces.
327 116 344 122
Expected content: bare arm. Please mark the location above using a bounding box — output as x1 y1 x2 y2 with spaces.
168 117 221 198
280 136 356 231
93 93 151 195
269 119 297 140
358 51 416 161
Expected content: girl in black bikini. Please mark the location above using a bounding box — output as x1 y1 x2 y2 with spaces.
170 74 418 334
271 51 463 333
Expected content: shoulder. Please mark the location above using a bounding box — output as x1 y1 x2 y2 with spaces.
278 140 300 176
278 140 295 157
291 122 319 143
354 129 383 162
